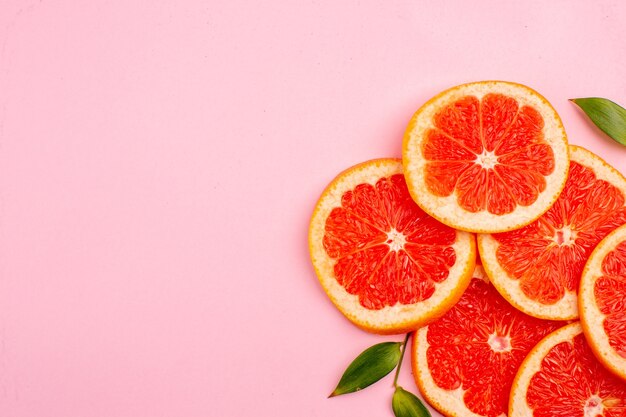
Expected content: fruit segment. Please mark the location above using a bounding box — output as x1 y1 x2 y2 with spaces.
527 334 626 416
596 241 626 358
404 81 569 233
324 173 457 309
480 145 626 320
413 266 562 417
495 160 626 303
309 159 475 334
424 93 554 215
510 323 626 417
580 223 626 382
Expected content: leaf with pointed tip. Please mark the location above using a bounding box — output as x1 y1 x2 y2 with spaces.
571 97 626 146
392 386 431 417
329 342 402 397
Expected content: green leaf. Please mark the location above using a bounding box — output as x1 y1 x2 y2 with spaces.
570 97 626 146
329 342 402 397
392 386 431 417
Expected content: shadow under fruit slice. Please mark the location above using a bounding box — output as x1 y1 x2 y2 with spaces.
479 145 626 320
308 159 475 334
403 80 569 234
412 265 562 417
580 223 626 382
509 322 626 417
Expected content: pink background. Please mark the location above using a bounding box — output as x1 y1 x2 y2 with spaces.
0 1 625 416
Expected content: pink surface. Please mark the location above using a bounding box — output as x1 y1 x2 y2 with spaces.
0 1 625 416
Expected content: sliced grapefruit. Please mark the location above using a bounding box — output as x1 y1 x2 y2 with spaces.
412 265 562 417
580 223 626 382
403 80 569 233
308 159 475 334
509 322 626 417
479 145 626 320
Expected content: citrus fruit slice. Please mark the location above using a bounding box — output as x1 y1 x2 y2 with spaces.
509 322 626 417
403 80 569 233
479 145 626 320
580 223 626 382
308 159 476 334
412 265 562 417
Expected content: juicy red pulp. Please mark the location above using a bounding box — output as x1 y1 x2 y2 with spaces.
423 93 555 215
426 277 562 417
596 240 626 357
323 174 457 310
527 334 626 417
494 161 626 305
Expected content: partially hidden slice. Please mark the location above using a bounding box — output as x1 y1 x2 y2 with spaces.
479 145 626 320
510 322 626 417
580 223 626 382
309 159 475 334
403 80 569 233
412 265 562 417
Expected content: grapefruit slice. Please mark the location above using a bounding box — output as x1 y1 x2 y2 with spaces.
412 265 562 417
509 322 626 417
308 159 475 334
403 81 569 233
580 223 626 382
479 145 626 320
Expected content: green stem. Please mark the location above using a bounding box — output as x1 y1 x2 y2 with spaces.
393 333 411 387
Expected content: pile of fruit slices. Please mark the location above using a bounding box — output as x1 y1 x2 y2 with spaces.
308 81 626 417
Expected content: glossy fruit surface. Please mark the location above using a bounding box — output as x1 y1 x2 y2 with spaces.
413 266 562 417
404 81 569 233
580 223 626 382
510 323 626 417
309 159 475 334
480 145 626 320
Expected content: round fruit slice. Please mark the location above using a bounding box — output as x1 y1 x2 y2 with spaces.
479 145 626 320
580 223 626 382
412 265 562 417
403 80 569 233
308 159 475 334
510 322 626 417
